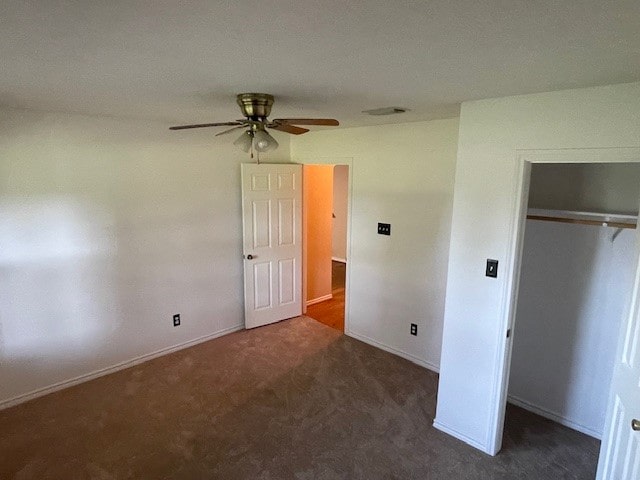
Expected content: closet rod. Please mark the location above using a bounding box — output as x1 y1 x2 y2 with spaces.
527 214 637 229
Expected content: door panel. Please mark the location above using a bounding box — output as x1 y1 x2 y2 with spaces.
242 164 302 329
252 200 271 248
278 199 295 245
597 222 640 479
253 262 272 310
279 259 296 305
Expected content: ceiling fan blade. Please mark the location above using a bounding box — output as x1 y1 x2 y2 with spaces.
215 125 246 136
269 124 310 135
272 118 339 126
169 121 242 131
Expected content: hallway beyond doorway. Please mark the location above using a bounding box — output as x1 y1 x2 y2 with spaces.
307 261 345 332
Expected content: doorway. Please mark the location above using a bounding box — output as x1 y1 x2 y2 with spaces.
303 164 349 332
496 154 640 478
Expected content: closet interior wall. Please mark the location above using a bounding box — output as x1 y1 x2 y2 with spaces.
508 163 640 439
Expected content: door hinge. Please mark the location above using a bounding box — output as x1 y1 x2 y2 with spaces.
506 328 512 338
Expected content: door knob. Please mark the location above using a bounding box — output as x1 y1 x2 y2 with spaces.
246 254 254 260
633 419 640 431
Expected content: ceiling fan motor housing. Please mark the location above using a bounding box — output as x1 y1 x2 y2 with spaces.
237 93 274 120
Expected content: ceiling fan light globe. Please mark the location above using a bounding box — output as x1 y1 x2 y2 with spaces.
233 131 253 152
253 129 279 152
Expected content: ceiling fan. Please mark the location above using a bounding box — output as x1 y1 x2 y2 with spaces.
170 93 339 155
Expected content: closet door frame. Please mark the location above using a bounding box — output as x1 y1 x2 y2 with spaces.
488 147 640 460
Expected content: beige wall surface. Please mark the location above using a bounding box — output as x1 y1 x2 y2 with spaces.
292 118 459 370
0 107 290 406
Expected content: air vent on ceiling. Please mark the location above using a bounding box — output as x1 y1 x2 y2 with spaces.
362 107 409 116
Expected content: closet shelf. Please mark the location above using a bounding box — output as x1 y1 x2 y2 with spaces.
527 209 637 230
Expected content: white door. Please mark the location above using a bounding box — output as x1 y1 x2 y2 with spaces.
241 163 302 329
597 222 640 479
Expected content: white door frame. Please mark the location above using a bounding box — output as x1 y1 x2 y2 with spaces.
488 147 640 455
298 157 354 334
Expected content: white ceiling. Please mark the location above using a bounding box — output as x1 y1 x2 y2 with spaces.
1 0 639 129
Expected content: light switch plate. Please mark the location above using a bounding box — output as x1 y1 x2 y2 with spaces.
486 259 498 278
378 223 391 236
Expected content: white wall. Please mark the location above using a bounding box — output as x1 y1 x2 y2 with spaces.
291 119 459 370
0 107 290 407
529 163 640 214
434 82 640 454
509 220 636 438
332 165 349 262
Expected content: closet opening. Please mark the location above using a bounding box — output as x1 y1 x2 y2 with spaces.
503 162 640 476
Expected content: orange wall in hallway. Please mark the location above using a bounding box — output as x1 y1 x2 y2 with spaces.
303 165 334 304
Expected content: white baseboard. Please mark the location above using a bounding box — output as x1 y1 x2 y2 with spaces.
346 330 440 374
0 324 244 411
433 420 491 454
507 395 601 439
331 257 346 263
306 294 333 306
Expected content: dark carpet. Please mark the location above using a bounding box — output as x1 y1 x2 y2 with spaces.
0 317 599 479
